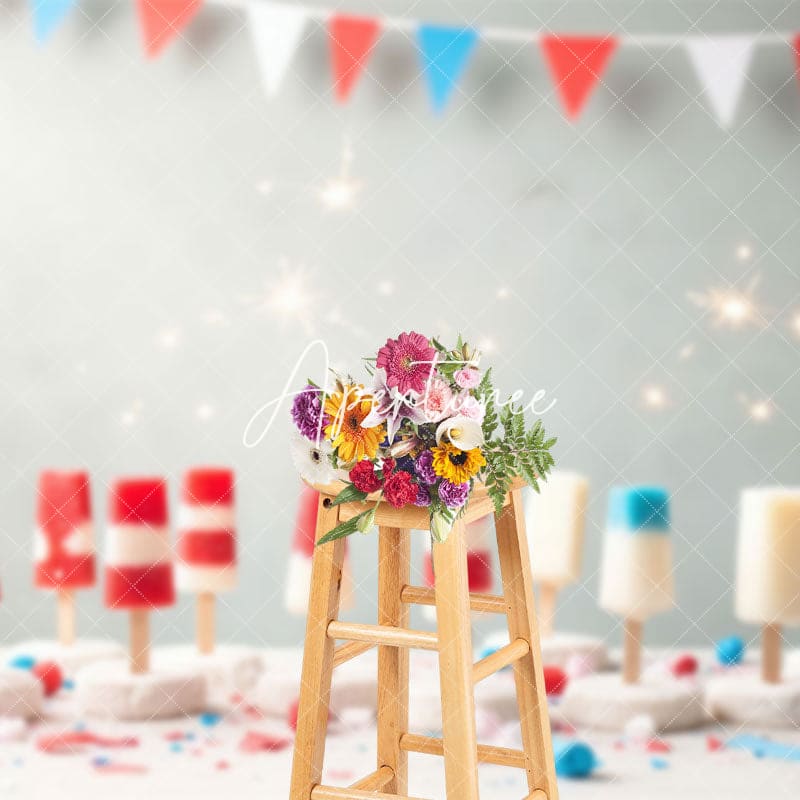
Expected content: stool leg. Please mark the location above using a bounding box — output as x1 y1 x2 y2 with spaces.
495 489 559 800
377 527 410 794
289 497 346 800
433 518 480 800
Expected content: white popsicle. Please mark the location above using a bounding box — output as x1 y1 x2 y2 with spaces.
736 487 800 683
524 472 589 636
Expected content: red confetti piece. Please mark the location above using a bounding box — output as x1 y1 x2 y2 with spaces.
288 699 300 731
37 731 139 754
238 731 293 753
164 731 186 742
542 665 568 696
707 735 725 752
646 738 672 753
670 654 699 677
215 760 231 771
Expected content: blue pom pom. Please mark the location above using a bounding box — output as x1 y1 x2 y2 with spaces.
553 737 597 778
716 635 745 666
199 712 221 728
8 655 36 671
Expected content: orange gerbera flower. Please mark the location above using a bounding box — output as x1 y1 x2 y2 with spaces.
324 385 385 463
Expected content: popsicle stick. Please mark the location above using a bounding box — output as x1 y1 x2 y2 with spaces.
129 609 150 674
622 618 642 684
761 623 782 684
57 590 76 646
537 583 557 639
197 592 215 655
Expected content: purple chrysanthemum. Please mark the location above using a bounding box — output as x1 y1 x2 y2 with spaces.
414 450 437 485
291 384 327 441
414 484 432 507
438 479 469 508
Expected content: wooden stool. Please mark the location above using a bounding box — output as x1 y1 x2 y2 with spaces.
289 479 558 800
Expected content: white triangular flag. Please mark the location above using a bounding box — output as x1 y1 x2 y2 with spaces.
686 36 755 128
249 2 308 96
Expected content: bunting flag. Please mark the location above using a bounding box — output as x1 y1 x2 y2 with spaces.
136 0 203 59
687 36 755 127
329 14 381 103
249 2 308 97
31 0 74 43
417 25 479 112
540 35 618 119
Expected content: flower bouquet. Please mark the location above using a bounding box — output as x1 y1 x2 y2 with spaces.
290 332 557 544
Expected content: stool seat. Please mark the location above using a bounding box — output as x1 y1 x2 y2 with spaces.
289 483 558 800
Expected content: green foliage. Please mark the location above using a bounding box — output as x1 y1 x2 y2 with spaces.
316 506 375 545
478 371 557 515
329 484 369 506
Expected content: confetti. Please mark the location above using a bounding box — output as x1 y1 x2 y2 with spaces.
36 731 139 754
726 734 800 761
650 757 670 770
238 731 292 753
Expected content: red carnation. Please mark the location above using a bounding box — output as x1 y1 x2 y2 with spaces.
349 460 382 493
383 471 417 509
381 458 396 475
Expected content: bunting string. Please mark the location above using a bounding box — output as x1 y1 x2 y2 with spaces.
24 0 800 126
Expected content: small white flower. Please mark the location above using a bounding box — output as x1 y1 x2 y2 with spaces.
435 416 484 451
290 432 336 484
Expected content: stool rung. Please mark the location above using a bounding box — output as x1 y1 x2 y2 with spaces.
399 733 527 768
332 640 374 668
311 786 431 800
472 638 530 683
349 766 394 791
327 621 438 651
400 585 508 614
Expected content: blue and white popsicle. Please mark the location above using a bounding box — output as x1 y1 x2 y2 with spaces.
599 486 674 682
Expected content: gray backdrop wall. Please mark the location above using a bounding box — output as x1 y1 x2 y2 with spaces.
1 0 799 651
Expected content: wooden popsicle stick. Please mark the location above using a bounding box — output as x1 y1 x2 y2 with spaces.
197 592 215 655
57 590 76 646
761 623 782 684
537 583 557 639
129 609 150 674
622 618 642 684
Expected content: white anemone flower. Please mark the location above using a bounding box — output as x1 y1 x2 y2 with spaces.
435 416 484 451
290 432 336 484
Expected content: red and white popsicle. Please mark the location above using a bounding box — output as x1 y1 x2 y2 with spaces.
286 482 353 615
35 470 96 645
176 467 236 654
422 514 494 601
105 477 174 673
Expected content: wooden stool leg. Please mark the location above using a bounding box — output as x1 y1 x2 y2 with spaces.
376 527 411 794
432 519 480 800
289 497 346 800
495 490 559 800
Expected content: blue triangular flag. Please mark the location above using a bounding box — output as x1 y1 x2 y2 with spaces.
31 0 75 43
417 25 479 112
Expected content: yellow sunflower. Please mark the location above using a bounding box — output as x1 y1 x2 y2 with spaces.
431 443 486 484
324 385 384 463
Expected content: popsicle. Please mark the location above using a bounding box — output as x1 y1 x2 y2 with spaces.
524 472 589 636
105 477 174 673
34 470 96 645
286 482 353 615
423 514 494 594
175 467 236 654
735 488 800 683
598 486 673 683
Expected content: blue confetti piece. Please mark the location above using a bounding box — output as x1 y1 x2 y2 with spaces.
8 655 36 670
169 742 183 753
727 735 800 762
62 678 75 691
715 635 745 666
198 712 221 728
185 731 196 741
92 755 110 767
650 757 670 770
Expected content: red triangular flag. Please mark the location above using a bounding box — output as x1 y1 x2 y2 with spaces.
540 34 618 119
329 14 381 103
795 34 800 82
136 0 203 59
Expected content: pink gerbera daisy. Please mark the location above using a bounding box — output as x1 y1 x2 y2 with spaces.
376 332 436 395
